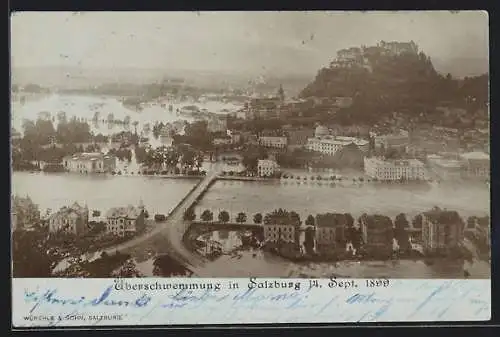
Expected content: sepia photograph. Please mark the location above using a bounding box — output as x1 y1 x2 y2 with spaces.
10 11 490 280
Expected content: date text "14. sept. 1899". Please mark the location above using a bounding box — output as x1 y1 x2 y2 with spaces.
308 278 390 290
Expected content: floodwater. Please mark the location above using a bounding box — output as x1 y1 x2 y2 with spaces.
195 179 490 221
11 93 242 136
12 171 490 279
11 93 490 279
12 171 199 216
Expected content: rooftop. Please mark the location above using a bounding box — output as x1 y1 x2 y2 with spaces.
309 136 369 146
460 152 489 161
258 159 278 165
366 157 425 167
105 205 142 219
64 152 114 161
427 156 462 168
423 208 462 224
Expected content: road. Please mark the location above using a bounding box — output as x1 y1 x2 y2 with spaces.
103 168 221 270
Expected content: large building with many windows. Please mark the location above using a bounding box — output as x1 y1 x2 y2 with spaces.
426 154 462 180
459 151 490 179
364 157 426 181
315 213 346 255
307 136 369 156
257 159 279 177
359 214 393 255
63 152 116 174
374 132 409 152
421 208 464 253
48 202 89 236
264 223 298 245
258 136 287 149
105 201 146 237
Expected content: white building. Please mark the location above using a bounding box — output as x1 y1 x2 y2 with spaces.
364 157 426 181
212 137 232 146
63 153 116 174
257 159 279 177
105 202 146 237
314 125 330 138
426 154 462 180
374 132 409 151
307 136 369 156
459 152 490 179
258 136 287 149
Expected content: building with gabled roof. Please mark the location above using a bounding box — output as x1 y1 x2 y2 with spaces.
105 201 146 237
49 202 89 236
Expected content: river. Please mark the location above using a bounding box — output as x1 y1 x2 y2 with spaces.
12 172 199 216
12 172 490 279
194 179 490 221
11 93 490 279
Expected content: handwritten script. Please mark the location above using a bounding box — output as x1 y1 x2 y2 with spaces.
13 278 490 326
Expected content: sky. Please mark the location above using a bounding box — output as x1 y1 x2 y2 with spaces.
11 11 489 76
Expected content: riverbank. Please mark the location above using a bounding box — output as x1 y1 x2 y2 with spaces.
12 169 205 180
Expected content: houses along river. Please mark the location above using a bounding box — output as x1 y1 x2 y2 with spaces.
12 171 490 279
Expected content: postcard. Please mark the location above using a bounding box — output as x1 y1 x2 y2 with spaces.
10 11 490 328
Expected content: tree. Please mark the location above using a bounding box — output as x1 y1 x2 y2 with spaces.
253 213 263 224
466 216 477 229
304 226 315 254
218 211 230 224
132 121 139 135
264 208 290 226
236 212 247 224
13 230 53 277
183 207 196 221
344 213 355 228
394 213 411 251
201 209 214 222
153 255 191 277
113 259 143 277
412 214 423 229
289 211 301 226
180 148 196 169
305 214 315 227
12 195 41 229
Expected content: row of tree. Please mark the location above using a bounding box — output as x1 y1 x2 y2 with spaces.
183 206 483 253
135 145 203 172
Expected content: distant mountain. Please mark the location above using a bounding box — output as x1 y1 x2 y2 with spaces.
11 66 311 97
11 66 167 89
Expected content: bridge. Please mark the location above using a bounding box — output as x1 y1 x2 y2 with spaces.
103 168 221 269
186 221 263 236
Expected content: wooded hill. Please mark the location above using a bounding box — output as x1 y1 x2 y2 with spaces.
299 42 488 124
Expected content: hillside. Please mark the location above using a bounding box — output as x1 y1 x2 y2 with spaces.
299 41 488 124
